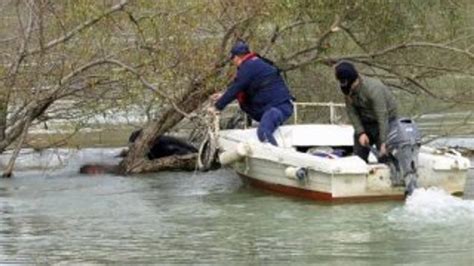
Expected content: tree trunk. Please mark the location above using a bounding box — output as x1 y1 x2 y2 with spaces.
119 154 197 174
0 90 8 153
2 117 31 178
119 70 222 174
0 98 54 153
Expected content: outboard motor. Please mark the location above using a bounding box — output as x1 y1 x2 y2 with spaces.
385 118 422 196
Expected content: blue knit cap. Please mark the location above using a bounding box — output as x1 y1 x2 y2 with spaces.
230 41 250 58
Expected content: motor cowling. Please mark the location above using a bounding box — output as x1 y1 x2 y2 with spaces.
385 118 421 195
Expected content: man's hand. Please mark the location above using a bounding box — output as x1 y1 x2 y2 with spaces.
210 92 222 102
379 143 388 156
358 133 370 147
207 106 220 114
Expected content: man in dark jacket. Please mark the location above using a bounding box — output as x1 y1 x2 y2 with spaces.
211 41 293 146
334 61 398 162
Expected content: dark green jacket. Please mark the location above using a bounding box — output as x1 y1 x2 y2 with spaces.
345 76 398 145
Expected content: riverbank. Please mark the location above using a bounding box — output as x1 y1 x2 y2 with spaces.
26 126 134 149
16 104 473 152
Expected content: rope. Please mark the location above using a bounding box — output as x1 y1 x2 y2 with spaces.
197 112 220 171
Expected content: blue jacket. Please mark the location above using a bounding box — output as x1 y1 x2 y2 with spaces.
215 54 292 121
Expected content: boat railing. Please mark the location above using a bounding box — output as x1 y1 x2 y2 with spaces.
291 102 346 125
227 102 347 126
223 102 473 151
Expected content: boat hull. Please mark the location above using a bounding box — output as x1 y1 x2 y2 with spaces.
231 156 407 202
232 155 467 202
218 124 470 202
238 172 405 203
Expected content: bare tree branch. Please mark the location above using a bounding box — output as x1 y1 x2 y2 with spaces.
261 20 320 56
388 62 474 76
347 42 474 61
120 154 197 174
218 15 256 63
339 24 369 54
2 115 32 177
0 1 35 143
26 0 129 56
280 15 341 71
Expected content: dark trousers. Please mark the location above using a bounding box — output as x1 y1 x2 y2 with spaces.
257 101 293 146
353 122 380 163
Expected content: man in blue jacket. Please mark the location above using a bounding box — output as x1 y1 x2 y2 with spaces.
211 41 294 146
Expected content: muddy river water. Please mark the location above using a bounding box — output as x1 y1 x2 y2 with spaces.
0 149 473 264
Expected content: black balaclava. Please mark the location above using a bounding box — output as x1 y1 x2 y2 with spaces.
335 62 358 95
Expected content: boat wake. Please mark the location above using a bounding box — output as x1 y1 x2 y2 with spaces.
386 187 474 229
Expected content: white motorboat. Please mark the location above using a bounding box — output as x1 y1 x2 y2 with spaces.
217 123 471 202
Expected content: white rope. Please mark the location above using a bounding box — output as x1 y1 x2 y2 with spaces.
197 112 220 171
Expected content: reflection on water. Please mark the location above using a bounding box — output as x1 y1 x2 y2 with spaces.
0 150 473 264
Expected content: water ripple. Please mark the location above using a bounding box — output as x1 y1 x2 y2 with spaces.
1 149 473 264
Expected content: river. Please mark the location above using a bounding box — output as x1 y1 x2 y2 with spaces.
1 149 473 264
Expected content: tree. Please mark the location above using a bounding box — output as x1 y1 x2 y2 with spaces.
1 0 472 176
0 0 131 176
119 0 473 174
